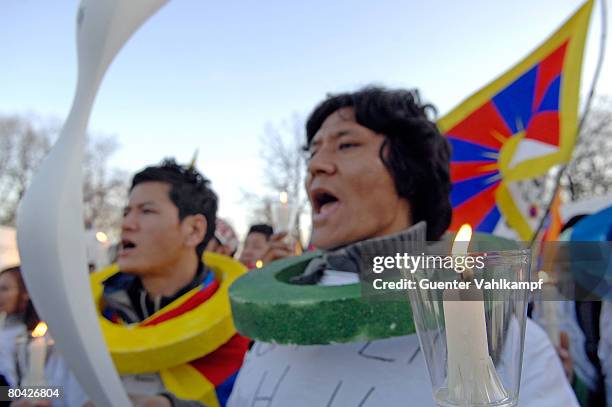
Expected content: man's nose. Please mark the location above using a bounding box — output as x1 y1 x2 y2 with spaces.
121 212 138 231
307 149 336 177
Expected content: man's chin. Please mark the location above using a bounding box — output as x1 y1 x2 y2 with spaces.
311 230 345 251
117 259 146 275
311 227 370 251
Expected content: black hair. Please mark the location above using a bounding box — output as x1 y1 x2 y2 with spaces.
0 266 40 331
305 86 452 241
247 224 274 240
131 158 218 259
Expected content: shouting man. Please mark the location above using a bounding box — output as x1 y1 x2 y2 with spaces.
227 87 577 406
100 159 249 407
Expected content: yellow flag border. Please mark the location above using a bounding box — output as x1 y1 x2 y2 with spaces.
438 1 594 239
90 252 246 374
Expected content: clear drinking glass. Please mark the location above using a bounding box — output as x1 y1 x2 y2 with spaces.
271 192 298 235
408 250 531 407
14 333 54 387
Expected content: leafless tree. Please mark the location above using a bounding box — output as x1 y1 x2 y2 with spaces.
82 135 130 234
240 190 274 225
562 97 612 201
0 115 52 225
243 113 309 245
0 114 128 234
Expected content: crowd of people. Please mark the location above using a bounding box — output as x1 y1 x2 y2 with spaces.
0 86 609 406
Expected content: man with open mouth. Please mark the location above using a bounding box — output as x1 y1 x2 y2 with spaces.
97 159 249 407
227 87 578 406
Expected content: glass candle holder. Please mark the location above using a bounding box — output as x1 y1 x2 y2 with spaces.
407 250 531 407
15 331 55 388
271 192 297 235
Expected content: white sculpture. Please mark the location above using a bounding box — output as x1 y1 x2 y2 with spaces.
17 1 168 405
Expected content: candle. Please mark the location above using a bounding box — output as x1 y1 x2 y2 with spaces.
540 273 560 347
0 311 6 331
274 191 291 233
23 322 48 387
442 224 507 404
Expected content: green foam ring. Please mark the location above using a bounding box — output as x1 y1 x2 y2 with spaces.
228 232 520 345
229 251 415 345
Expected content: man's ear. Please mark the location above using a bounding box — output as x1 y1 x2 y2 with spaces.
183 214 207 249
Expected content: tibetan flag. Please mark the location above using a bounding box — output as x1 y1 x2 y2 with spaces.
142 276 250 407
438 1 594 240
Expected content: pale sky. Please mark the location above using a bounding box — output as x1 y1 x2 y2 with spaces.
0 0 610 239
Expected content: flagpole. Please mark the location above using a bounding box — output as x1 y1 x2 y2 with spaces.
529 0 607 247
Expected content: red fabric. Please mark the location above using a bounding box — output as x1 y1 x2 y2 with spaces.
526 111 560 146
450 181 500 231
451 161 498 183
446 101 511 150
190 335 251 386
141 280 220 327
132 277 250 388
533 41 568 111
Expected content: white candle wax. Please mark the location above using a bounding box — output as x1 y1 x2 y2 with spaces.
443 288 507 404
24 335 47 387
275 203 291 233
541 284 560 347
443 224 506 405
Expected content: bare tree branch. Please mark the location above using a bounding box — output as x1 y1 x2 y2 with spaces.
242 113 309 245
0 114 128 235
560 96 612 201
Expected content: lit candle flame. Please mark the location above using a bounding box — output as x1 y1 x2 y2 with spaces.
255 260 263 269
32 322 48 338
279 191 288 204
95 232 108 243
451 224 472 255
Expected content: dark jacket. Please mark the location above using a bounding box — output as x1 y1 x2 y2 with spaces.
102 265 211 407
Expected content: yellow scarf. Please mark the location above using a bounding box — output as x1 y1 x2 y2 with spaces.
90 252 246 406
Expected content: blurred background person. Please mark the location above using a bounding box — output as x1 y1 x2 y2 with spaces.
0 266 38 387
0 267 87 406
205 218 239 258
239 224 273 268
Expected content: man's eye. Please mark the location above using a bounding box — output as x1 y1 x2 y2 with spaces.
339 142 358 150
142 209 155 214
308 149 318 160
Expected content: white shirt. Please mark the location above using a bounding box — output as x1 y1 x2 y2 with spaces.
533 299 599 391
0 317 26 386
228 319 577 407
229 270 578 407
0 318 88 407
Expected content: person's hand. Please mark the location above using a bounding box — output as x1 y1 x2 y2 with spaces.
261 232 295 264
556 331 574 383
10 400 51 407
